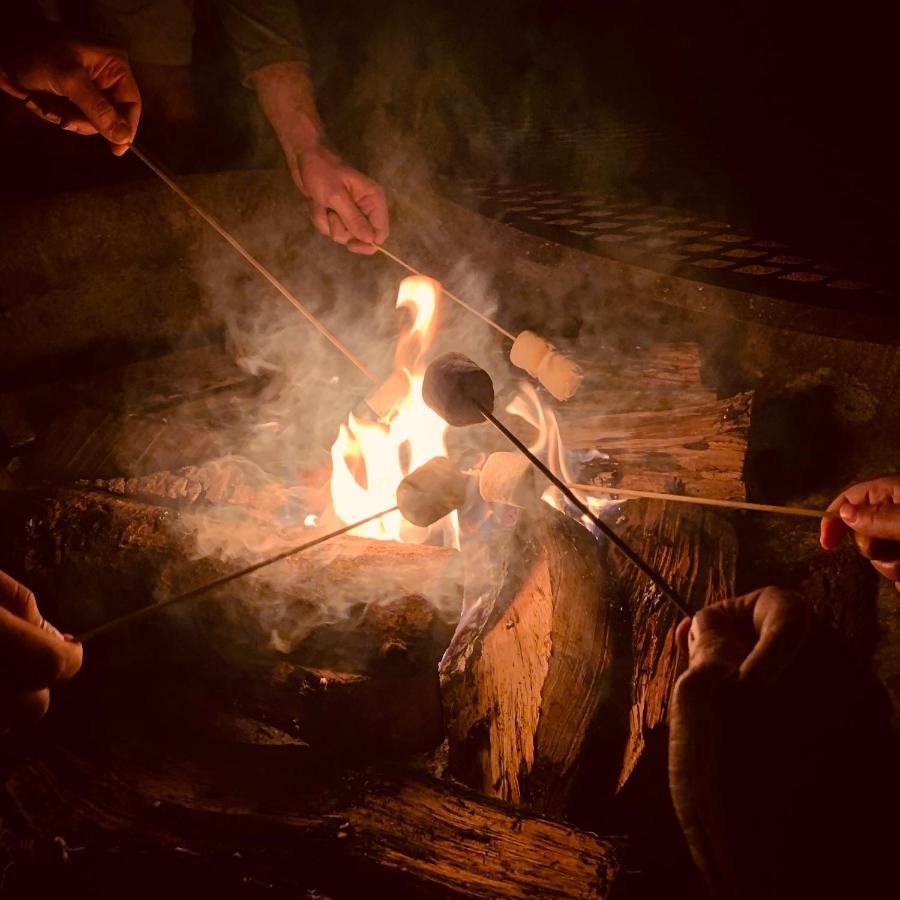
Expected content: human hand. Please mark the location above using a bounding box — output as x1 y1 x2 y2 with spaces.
0 29 140 156
669 587 895 899
820 474 900 589
294 146 389 255
0 570 82 732
669 587 808 899
250 61 389 255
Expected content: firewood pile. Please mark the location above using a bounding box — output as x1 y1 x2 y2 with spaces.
0 335 771 897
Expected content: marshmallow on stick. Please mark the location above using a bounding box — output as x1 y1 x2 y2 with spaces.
397 456 469 527
422 352 494 426
510 330 553 377
510 331 583 401
479 451 548 509
537 350 583 401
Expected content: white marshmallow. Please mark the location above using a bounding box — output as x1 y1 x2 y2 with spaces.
510 330 554 377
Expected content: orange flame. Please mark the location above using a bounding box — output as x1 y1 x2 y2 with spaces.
329 276 460 545
506 383 611 527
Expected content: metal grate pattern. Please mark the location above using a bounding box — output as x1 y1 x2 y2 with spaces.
447 124 894 312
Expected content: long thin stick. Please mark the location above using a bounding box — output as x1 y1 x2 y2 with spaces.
130 146 376 382
376 246 516 341
76 506 397 643
567 483 835 519
478 407 691 617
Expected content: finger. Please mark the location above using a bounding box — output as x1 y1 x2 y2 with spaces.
61 70 132 146
840 500 900 541
0 608 83 690
686 603 754 672
356 185 389 244
106 66 141 154
0 570 43 626
327 192 376 245
0 689 51 730
0 73 29 101
23 96 63 126
309 203 330 237
871 559 900 581
326 209 352 245
739 587 806 686
346 239 379 255
675 617 692 656
820 514 848 550
106 63 141 127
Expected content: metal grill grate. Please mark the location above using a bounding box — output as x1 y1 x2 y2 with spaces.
446 125 894 313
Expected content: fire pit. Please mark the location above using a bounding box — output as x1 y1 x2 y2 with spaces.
0 170 883 898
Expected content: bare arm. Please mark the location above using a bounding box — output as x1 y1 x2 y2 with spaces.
215 1 389 254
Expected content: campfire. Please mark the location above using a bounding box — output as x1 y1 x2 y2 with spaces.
329 275 459 546
0 207 764 897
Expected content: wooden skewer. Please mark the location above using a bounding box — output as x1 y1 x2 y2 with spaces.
75 506 397 643
375 245 516 341
477 405 691 617
130 146 377 383
566 483 835 519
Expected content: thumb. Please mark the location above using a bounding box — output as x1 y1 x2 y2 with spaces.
328 192 376 245
840 500 900 540
61 70 132 145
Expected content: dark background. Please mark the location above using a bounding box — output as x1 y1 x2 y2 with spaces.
2 0 897 291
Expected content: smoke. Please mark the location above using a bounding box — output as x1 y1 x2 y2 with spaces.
140 3 662 658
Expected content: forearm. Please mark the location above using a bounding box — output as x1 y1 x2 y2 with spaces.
250 61 326 158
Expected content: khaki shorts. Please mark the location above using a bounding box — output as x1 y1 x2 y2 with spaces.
84 0 196 67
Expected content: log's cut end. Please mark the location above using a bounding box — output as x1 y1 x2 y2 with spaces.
441 504 627 816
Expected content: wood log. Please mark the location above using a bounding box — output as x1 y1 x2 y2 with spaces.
559 391 752 500
0 737 624 898
83 455 328 518
570 342 715 413
554 342 751 501
440 504 627 816
0 489 462 759
603 499 738 790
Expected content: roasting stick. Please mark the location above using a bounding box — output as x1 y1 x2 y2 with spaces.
375 245 516 340
75 454 471 643
479 406 690 616
421 352 690 616
566 484 834 519
129 145 377 383
75 507 397 643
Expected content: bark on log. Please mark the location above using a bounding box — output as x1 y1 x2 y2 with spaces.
560 391 752 500
440 504 627 816
0 489 461 759
557 342 751 501
603 499 738 790
571 342 715 413
0 742 624 899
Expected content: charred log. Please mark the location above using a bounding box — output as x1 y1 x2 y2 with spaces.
0 489 461 759
440 504 628 816
603 499 738 790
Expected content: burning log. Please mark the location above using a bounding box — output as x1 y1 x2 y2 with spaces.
440 504 626 815
0 488 462 759
604 499 738 790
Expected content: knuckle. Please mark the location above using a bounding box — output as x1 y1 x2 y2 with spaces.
40 642 79 685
